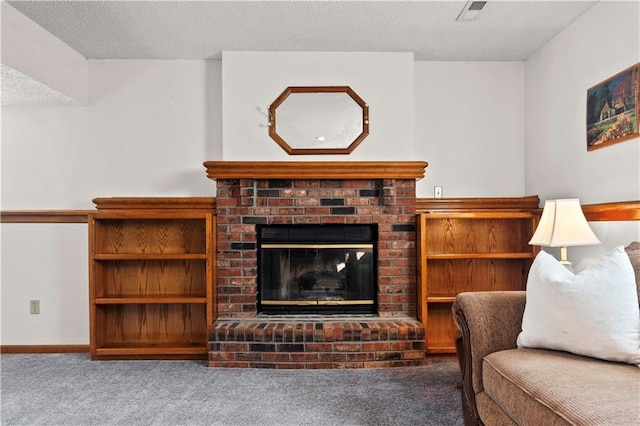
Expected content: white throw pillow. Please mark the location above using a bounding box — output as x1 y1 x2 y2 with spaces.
517 246 640 366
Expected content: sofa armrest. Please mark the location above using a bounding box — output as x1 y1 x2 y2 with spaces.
452 291 526 425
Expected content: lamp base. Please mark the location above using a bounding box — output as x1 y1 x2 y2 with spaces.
559 259 574 273
558 245 574 272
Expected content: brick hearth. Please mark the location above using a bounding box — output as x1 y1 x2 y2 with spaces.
209 318 425 368
205 161 428 368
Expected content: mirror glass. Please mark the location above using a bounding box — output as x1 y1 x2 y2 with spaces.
268 87 369 155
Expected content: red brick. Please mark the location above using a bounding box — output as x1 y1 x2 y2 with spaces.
323 324 334 342
314 327 324 342
332 189 357 197
294 181 320 188
346 353 374 362
334 324 343 341
364 361 393 368
334 343 362 352
262 353 292 362
304 324 315 341
263 323 275 341
277 363 306 369
306 343 333 352
375 351 403 361
276 208 305 215
235 352 262 361
356 207 382 215
318 353 347 362
283 324 294 342
220 342 249 352
291 353 319 362
229 295 255 304
320 216 347 224
344 180 374 188
363 342 389 351
403 350 426 360
216 198 239 207
306 363 335 369
304 207 331 215
248 362 277 369
220 362 251 368
294 324 305 342
335 362 364 369
268 198 294 206
306 189 332 198
295 198 320 206
390 341 412 351
294 216 321 224
208 352 226 361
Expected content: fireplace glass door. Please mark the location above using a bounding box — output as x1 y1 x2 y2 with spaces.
258 225 376 314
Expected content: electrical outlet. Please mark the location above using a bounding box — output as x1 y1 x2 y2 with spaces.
30 300 40 315
434 186 443 198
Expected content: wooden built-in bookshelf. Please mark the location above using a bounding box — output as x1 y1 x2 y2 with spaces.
416 196 540 353
88 198 215 360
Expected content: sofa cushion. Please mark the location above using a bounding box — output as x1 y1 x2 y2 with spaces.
517 246 640 365
475 392 517 426
483 348 640 425
625 241 640 298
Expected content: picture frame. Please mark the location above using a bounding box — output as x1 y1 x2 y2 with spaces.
586 63 639 151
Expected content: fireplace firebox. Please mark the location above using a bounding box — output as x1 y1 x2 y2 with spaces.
258 224 377 314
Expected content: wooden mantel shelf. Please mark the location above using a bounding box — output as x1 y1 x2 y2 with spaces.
203 161 428 180
92 197 216 211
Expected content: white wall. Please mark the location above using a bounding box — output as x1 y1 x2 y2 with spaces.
221 51 415 161
524 1 640 268
1 224 88 344
2 56 526 345
1 60 222 344
3 0 639 344
414 61 525 198
2 60 221 210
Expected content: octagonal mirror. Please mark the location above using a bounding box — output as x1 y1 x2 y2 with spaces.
268 86 369 155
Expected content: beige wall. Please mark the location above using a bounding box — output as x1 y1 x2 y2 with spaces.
524 0 640 269
2 1 638 344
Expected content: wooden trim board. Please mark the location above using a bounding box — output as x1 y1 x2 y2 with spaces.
1 345 89 353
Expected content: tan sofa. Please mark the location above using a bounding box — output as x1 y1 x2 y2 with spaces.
452 243 640 425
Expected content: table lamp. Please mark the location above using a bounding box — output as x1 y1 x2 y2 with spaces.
529 199 601 271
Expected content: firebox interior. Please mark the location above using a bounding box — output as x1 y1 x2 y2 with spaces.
257 224 377 314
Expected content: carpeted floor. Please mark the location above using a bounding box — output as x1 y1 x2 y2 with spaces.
0 353 463 426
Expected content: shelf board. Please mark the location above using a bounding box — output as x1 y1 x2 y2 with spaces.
426 346 456 354
94 344 207 356
427 297 456 303
95 296 207 304
421 212 535 219
93 253 208 260
426 252 536 260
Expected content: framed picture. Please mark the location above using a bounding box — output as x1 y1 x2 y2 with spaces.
586 63 639 151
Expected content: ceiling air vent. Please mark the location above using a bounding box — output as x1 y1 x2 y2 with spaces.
456 1 487 22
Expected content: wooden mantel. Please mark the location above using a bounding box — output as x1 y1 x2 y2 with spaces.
203 161 428 180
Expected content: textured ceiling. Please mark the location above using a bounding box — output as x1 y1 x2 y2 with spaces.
1 64 79 106
2 0 600 106
7 0 598 61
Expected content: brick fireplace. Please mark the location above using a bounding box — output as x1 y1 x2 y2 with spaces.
204 161 428 368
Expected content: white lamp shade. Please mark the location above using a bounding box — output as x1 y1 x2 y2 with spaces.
529 199 600 247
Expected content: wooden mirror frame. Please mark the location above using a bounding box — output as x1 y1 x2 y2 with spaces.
268 86 369 155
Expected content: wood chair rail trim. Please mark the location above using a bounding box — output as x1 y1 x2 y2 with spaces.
2 199 638 223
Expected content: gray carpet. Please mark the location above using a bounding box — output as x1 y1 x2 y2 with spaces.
1 354 463 426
